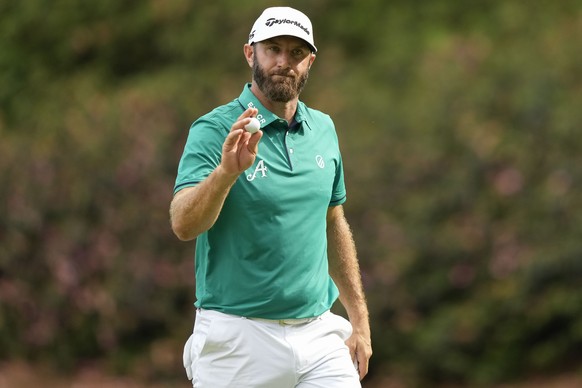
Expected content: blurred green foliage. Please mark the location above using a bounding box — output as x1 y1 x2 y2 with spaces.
1 0 582 385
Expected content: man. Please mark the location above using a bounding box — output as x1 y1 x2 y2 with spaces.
170 6 372 388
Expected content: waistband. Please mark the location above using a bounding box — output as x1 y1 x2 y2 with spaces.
248 316 320 326
197 308 326 326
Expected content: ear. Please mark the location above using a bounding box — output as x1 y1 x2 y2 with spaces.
308 53 316 68
243 44 254 68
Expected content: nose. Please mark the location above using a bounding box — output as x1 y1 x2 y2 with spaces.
275 51 292 69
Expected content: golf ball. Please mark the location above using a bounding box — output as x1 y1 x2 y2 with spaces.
245 117 261 134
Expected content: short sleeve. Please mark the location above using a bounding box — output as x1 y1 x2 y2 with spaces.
329 152 346 206
174 117 227 194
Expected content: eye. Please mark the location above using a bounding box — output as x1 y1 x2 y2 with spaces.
292 48 309 58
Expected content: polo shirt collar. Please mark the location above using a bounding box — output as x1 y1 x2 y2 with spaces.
238 83 311 131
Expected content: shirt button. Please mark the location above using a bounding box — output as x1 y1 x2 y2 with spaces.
289 148 294 154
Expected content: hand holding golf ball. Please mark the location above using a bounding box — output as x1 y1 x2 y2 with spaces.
244 117 261 134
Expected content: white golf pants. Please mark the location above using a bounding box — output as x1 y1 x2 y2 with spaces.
183 308 361 388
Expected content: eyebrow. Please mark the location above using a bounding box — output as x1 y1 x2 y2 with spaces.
261 38 310 50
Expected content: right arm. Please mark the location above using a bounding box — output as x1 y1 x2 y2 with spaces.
170 108 262 241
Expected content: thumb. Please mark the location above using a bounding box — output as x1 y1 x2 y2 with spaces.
223 129 244 152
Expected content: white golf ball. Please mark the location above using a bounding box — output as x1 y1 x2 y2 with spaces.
244 117 261 134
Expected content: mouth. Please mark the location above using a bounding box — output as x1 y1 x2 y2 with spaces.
271 73 294 79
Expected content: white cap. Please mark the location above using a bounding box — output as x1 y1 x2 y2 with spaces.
248 7 317 52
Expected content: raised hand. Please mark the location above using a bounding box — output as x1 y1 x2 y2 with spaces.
220 107 263 176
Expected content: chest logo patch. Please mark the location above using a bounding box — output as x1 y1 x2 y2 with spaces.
315 155 325 169
247 159 268 181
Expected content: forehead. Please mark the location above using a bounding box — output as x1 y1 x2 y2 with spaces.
259 35 310 49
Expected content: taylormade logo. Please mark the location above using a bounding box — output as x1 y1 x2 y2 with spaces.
265 18 310 36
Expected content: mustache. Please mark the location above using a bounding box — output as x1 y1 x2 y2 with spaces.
270 71 296 78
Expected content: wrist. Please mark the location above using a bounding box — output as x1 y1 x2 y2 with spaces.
214 165 240 185
347 311 371 334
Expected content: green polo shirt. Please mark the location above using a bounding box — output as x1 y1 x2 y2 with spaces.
174 84 346 319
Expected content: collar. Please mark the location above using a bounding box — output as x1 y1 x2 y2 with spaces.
238 83 311 131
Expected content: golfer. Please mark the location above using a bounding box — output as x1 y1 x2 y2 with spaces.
171 6 372 387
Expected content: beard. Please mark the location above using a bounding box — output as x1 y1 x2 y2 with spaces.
252 53 310 102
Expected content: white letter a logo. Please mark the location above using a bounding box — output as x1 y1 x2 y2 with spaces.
247 159 268 181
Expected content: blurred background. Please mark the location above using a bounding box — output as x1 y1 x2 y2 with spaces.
1 0 582 387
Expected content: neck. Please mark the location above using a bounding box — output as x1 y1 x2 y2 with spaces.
250 82 298 124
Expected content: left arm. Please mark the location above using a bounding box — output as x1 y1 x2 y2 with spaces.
326 205 372 380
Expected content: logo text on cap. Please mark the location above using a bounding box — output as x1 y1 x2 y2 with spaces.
265 18 310 36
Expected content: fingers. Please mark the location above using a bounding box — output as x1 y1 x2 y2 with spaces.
348 343 356 361
224 125 262 154
223 128 246 152
346 336 371 380
233 108 259 131
356 351 369 380
238 107 258 120
246 129 263 153
229 108 262 153
221 108 262 174
230 108 262 148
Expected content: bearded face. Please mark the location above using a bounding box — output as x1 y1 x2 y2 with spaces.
252 51 310 103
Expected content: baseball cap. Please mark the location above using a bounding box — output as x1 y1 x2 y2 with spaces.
248 7 317 53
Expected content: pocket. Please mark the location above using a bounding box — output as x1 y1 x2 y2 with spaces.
200 312 244 354
328 312 353 341
183 334 195 380
184 313 213 382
